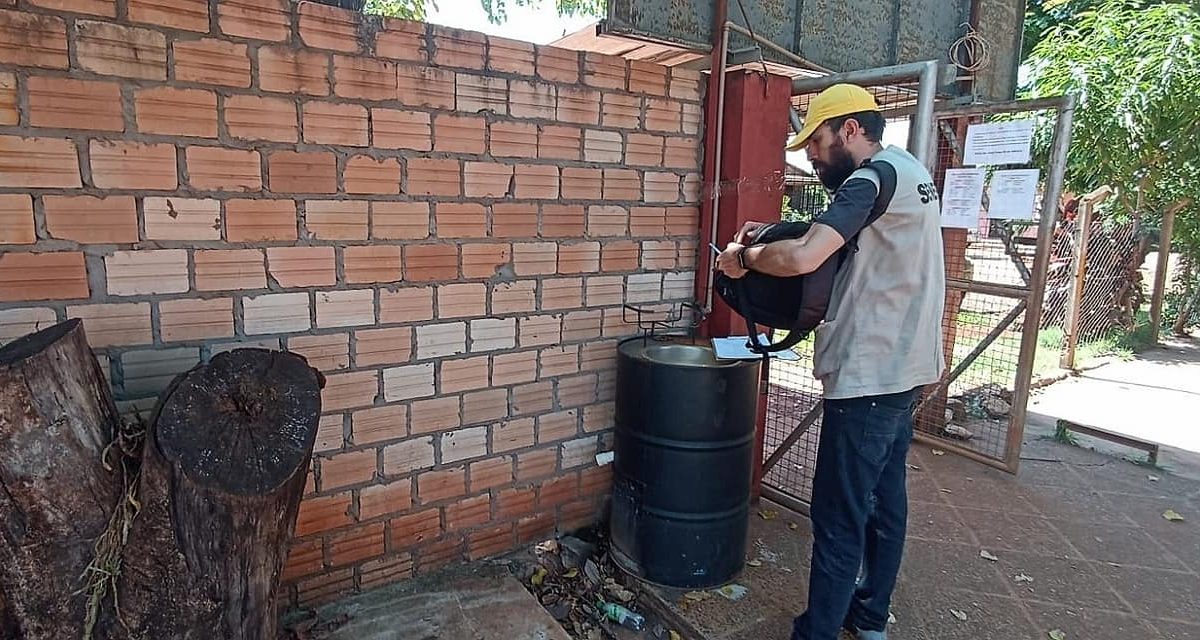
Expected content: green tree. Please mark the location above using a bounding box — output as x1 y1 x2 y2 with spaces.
363 0 604 23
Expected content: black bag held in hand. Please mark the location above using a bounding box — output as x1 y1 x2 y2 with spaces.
713 159 897 354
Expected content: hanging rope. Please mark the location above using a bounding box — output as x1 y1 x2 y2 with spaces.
949 22 992 74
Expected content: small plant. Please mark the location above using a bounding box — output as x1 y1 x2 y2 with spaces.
1053 420 1080 446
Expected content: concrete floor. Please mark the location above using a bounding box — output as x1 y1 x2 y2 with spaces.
643 435 1200 640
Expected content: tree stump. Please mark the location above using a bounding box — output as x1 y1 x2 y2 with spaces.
114 348 323 639
0 320 122 640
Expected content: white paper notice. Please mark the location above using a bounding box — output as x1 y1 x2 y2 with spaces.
940 168 986 229
963 120 1035 166
987 169 1041 220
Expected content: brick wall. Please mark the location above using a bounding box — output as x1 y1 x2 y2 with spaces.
0 0 704 607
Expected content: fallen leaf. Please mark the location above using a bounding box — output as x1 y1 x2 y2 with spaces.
940 488 953 494
1162 509 1185 522
1014 573 1034 583
759 510 778 520
564 568 579 579
950 609 968 621
906 464 922 471
536 540 559 554
888 611 897 624
1147 475 1160 482
1049 630 1066 640
684 591 711 602
980 549 999 562
788 522 799 531
932 449 946 456
747 559 763 567
531 567 548 587
715 584 749 601
669 632 682 640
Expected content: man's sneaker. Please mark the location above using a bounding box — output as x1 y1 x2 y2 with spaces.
842 622 887 640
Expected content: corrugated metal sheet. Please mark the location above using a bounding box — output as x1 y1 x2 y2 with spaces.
604 0 1024 101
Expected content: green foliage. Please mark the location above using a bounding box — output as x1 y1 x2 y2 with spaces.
362 0 604 23
1023 1 1200 258
363 0 429 20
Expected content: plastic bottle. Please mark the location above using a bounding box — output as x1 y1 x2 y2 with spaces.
598 601 645 631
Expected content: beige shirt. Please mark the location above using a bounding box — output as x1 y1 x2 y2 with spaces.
811 145 946 399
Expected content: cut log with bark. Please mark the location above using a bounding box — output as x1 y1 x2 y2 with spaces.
0 319 122 640
0 318 323 640
113 348 323 639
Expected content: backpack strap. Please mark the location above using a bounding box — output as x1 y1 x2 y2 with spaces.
740 158 898 355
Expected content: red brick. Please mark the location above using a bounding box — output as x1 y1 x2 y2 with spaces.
516 449 557 481
581 402 614 432
320 369 378 412
538 474 579 509
0 10 68 69
66 302 151 347
218 0 289 41
682 103 702 135
436 282 486 318
334 55 396 101
43 195 136 243
351 402 405 447
601 92 641 129
195 249 266 291
376 18 425 62
225 95 297 142
490 351 534 381
541 278 583 311
584 129 622 163
665 206 700 236
489 121 537 158
344 156 401 195
446 493 492 530
494 417 535 453
379 288 434 324
642 240 677 269
269 151 337 194
585 275 624 307
355 326 413 368
513 381 554 415
415 323 466 360
303 102 368 146
282 538 324 582
491 202 536 238
295 492 353 537
174 38 250 87
665 137 701 169
27 0 113 17
298 1 359 53
580 463 614 497
0 195 33 244
538 125 581 161
344 245 401 284
514 164 559 200
558 373 600 408
494 486 535 521
328 521 385 567
316 289 375 328
414 535 463 575
381 435 435 475
319 448 377 490
489 283 536 316
105 249 188 296
679 172 700 203
389 508 440 549
468 522 514 560
258 46 330 96
629 60 669 95
561 311 602 343
405 157 461 197
372 201 430 240
512 242 557 276
464 162 513 199
626 273 662 303
90 140 175 190
134 87 216 138
360 553 414 590
410 395 461 434
187 147 260 191
470 457 513 492
288 333 349 372
556 86 600 125
396 64 454 109
646 98 683 133
676 238 699 267
267 244 338 286
418 468 466 504
561 168 602 201
372 108 431 150
227 199 297 241
456 73 507 114
580 341 617 372
509 79 555 120
462 244 511 279
440 355 490 394
27 76 122 131
629 206 666 236
0 72 14 126
436 202 487 239
670 68 704 101
645 171 680 203
557 243 601 274
404 244 458 282
584 52 626 90
537 409 579 443
517 512 556 545
142 197 219 241
602 169 641 201
129 0 207 31
0 252 88 302
431 113 484 154
76 20 166 80
0 136 77 187
588 205 629 236
432 25 485 69
296 567 354 606
358 480 412 520
488 35 534 74
536 45 578 83
626 133 665 166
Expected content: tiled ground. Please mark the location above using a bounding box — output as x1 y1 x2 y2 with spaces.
644 435 1200 640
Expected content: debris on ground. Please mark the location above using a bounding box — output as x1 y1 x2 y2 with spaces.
950 608 968 621
932 449 946 456
1048 629 1067 640
758 509 778 520
1162 509 1185 522
1014 573 1034 583
714 584 748 601
979 549 999 562
1147 474 1159 482
280 611 351 640
942 424 974 440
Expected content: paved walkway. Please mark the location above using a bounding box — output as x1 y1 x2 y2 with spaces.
646 435 1200 640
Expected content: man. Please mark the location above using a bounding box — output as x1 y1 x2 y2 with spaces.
715 84 946 640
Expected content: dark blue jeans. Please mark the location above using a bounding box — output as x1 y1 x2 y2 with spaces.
791 386 921 640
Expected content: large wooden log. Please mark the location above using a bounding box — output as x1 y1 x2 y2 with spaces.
113 348 323 639
0 320 121 640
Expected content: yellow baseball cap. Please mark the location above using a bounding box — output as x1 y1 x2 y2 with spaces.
785 83 881 151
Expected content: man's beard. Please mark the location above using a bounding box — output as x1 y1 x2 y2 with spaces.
812 138 857 191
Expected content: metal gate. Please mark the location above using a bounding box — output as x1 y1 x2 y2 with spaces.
759 67 1076 512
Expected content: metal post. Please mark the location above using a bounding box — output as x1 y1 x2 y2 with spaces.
913 60 939 168
1149 204 1179 344
1006 94 1076 472
697 3 730 316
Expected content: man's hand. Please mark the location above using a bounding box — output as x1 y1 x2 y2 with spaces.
734 221 770 244
716 242 748 279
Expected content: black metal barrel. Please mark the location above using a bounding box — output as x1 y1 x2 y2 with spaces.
609 336 760 589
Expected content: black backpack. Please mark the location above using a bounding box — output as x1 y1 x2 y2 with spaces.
713 159 897 354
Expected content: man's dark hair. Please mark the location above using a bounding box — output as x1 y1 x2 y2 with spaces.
825 110 886 143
